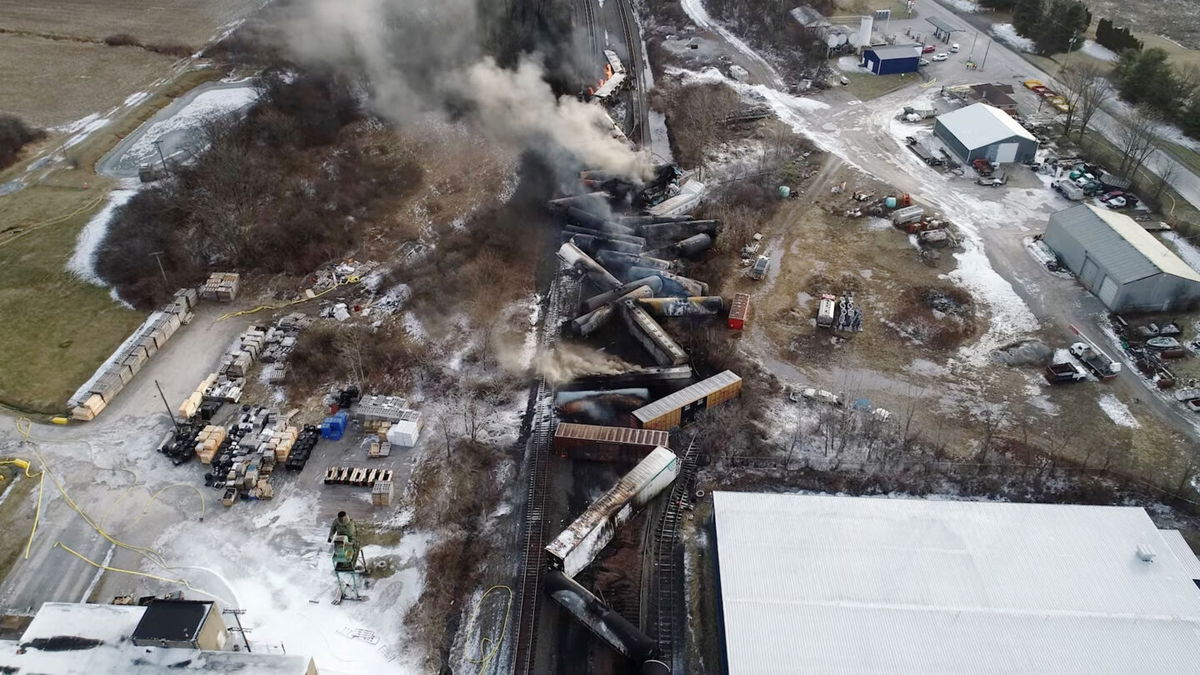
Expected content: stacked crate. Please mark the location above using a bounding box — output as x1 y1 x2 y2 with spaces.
200 272 241 302
194 425 227 464
270 426 299 462
372 480 394 506
177 373 218 420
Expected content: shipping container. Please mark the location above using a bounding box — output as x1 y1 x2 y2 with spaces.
729 293 751 330
546 447 680 577
632 370 742 430
619 300 688 367
553 423 670 463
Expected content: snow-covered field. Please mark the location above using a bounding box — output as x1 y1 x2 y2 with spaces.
943 0 979 12
679 0 782 84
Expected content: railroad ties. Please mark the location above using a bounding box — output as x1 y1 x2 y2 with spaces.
651 437 700 663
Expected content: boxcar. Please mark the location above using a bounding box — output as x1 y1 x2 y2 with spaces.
553 423 670 463
632 370 742 430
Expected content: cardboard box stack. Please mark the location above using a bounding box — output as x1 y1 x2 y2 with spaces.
195 425 227 464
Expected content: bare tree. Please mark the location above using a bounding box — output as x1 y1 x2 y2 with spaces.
460 393 484 445
1152 159 1177 211
1071 66 1112 142
1116 107 1159 178
1060 63 1107 138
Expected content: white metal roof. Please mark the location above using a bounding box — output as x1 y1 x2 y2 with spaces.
936 102 1036 149
632 370 740 423
1052 204 1200 283
2 603 314 673
714 492 1200 675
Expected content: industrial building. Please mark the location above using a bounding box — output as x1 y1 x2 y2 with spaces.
1043 204 1200 312
0 601 318 673
712 492 1200 675
861 44 920 75
933 102 1038 163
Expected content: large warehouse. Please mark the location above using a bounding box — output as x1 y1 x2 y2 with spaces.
713 492 1200 675
861 44 920 75
932 102 1038 163
1043 204 1200 312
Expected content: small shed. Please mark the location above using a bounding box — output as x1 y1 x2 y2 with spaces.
1042 204 1200 312
933 102 1037 164
862 44 920 75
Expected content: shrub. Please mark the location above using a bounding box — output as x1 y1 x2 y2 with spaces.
103 33 141 47
0 114 45 169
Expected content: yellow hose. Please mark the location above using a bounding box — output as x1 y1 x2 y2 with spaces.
216 278 358 321
468 584 513 674
0 194 108 249
54 542 226 603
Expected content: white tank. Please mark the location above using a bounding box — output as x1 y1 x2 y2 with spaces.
856 15 874 48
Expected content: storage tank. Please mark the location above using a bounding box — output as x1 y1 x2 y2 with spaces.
854 15 874 48
672 233 713 257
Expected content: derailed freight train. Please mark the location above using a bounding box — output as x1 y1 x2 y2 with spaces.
544 570 671 674
546 446 680 577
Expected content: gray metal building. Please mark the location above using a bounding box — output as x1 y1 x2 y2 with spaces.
933 103 1038 164
1043 204 1200 312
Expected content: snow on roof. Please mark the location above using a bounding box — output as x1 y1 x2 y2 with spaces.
2 603 314 674
789 6 829 27
1051 204 1200 284
936 102 1036 148
714 492 1200 675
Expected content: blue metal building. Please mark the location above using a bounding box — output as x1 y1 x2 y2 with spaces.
861 45 921 75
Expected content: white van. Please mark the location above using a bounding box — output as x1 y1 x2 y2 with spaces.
950 43 960 53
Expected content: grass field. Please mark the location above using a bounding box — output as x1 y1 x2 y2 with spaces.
0 34 179 128
0 184 146 414
0 65 221 413
842 70 922 100
0 472 38 588
0 0 260 46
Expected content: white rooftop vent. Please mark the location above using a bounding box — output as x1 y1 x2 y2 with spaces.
1137 544 1157 562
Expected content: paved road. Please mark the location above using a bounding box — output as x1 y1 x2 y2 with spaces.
923 0 1200 211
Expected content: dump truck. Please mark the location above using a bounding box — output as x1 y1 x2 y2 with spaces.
1052 179 1085 201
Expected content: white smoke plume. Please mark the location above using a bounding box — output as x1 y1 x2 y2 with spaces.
285 0 650 179
530 343 637 386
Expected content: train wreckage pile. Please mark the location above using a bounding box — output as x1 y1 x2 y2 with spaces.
551 166 722 372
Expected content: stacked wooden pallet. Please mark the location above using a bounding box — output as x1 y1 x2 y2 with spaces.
200 272 240 302
323 467 393 487
269 426 300 462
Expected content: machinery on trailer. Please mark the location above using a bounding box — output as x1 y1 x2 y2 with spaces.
331 535 369 604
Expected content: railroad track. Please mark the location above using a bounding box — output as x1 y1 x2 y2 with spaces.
510 269 575 675
580 0 600 59
614 0 650 146
650 437 699 666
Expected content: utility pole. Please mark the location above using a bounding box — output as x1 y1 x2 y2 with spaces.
149 250 170 295
222 609 252 653
968 30 979 62
980 38 992 70
152 139 169 174
155 379 180 433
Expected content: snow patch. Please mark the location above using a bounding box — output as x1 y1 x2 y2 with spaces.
122 86 258 169
837 55 863 72
991 24 1036 53
123 91 150 107
944 0 979 12
67 188 137 285
63 115 111 149
1097 393 1140 428
1162 232 1200 271
1081 40 1118 62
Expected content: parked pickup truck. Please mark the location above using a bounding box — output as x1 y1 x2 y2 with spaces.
1045 360 1087 384
1070 341 1121 379
1052 179 1085 201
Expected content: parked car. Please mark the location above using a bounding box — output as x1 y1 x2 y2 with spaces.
922 44 936 54
950 43 960 53
918 58 930 66
1106 196 1129 209
1186 399 1200 413
1098 190 1126 203
932 53 949 62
